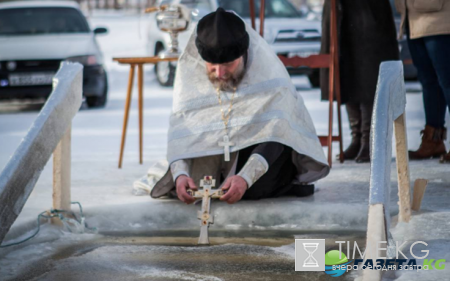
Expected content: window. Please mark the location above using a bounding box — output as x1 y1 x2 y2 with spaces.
218 0 302 18
180 0 212 11
0 7 90 36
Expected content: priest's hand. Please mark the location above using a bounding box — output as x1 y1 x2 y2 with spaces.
176 175 197 204
220 175 248 204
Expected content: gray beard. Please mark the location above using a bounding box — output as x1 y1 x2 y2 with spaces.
207 61 245 92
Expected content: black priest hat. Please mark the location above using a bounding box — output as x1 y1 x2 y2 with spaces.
195 7 250 64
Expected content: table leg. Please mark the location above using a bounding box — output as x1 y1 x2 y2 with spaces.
138 64 144 165
327 57 335 168
118 64 135 168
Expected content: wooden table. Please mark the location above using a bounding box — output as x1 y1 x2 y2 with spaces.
113 56 178 168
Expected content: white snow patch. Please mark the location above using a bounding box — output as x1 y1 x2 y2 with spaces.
272 243 295 259
429 179 443 183
384 212 450 281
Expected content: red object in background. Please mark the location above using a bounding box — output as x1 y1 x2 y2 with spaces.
248 0 343 167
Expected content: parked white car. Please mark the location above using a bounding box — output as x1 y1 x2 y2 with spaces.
146 0 322 87
0 1 109 107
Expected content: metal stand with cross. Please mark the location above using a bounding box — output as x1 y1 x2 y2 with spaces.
187 176 225 245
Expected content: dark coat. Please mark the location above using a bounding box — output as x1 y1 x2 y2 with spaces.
320 0 400 104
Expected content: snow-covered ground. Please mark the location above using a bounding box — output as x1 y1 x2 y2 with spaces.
0 11 449 281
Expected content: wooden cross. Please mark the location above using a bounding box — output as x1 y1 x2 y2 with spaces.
218 135 234 162
187 176 224 245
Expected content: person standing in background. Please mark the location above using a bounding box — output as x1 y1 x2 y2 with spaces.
320 0 400 163
395 0 450 163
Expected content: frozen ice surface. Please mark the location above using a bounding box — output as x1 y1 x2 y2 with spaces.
0 11 449 281
381 212 450 281
4 243 299 281
0 225 100 280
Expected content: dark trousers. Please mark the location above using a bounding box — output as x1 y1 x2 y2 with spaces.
407 33 450 128
235 142 296 200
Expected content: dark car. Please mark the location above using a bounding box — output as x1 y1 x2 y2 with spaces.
0 1 109 107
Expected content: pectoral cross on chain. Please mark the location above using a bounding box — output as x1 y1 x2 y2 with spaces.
218 135 234 162
187 176 224 245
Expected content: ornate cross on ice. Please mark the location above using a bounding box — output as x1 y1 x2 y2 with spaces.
218 135 234 162
187 176 224 245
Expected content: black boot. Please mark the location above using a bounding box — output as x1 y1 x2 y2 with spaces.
355 143 370 163
339 103 361 160
355 102 373 163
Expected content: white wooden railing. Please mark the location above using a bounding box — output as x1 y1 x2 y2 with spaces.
0 62 83 244
362 61 412 281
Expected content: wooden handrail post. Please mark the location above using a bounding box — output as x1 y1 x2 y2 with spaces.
394 113 411 222
363 61 407 281
0 62 82 244
52 124 72 225
363 204 386 281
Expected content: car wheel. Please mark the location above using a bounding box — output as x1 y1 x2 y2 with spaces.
86 73 108 108
154 46 176 87
308 70 320 88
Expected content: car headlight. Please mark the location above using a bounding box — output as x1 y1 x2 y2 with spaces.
65 55 99 66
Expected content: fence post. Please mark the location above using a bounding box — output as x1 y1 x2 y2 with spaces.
0 62 82 245
52 124 72 225
394 113 411 222
363 61 407 281
363 204 386 281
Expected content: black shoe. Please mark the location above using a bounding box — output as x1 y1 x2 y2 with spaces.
287 183 315 197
